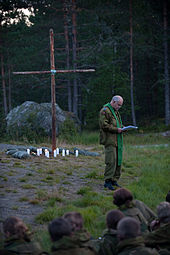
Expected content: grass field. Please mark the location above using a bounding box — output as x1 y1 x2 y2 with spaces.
0 131 169 252
34 131 170 252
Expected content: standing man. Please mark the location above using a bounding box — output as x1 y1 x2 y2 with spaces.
99 95 123 190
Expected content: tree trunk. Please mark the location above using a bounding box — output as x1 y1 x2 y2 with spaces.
78 81 82 122
112 41 117 95
129 0 136 126
63 0 72 112
163 0 170 125
72 0 78 116
1 53 8 116
8 65 12 112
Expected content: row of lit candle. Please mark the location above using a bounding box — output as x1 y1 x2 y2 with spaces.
26 148 79 157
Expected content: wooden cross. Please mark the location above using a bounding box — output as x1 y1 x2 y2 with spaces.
13 29 95 155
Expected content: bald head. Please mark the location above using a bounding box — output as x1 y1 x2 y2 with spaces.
112 95 123 102
111 95 123 111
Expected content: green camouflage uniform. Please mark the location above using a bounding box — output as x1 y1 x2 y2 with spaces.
2 235 46 254
98 228 118 255
118 200 151 232
159 249 170 255
144 222 170 251
99 104 123 182
50 234 97 255
134 200 156 224
117 236 159 255
72 228 92 243
73 229 97 254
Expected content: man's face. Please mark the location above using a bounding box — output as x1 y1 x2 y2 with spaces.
111 99 123 111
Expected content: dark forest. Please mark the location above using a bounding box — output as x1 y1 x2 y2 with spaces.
0 0 170 134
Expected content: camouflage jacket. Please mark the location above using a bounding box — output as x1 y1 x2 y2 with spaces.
98 228 118 255
99 105 122 147
144 222 170 251
134 200 157 224
72 229 92 243
159 249 170 255
118 200 149 232
117 236 159 255
3 235 46 254
51 235 97 255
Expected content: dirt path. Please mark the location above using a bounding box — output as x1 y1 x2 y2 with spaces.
0 143 104 230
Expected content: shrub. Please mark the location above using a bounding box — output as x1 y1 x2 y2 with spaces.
59 118 79 142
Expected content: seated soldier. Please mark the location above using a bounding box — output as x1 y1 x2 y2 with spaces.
1 216 46 255
63 211 95 247
63 211 84 232
166 191 170 203
98 209 124 255
117 217 159 255
113 188 156 232
144 201 170 252
48 217 97 255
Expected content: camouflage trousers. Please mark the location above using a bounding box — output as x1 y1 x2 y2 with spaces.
104 145 121 181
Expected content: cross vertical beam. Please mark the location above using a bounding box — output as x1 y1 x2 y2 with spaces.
50 29 57 153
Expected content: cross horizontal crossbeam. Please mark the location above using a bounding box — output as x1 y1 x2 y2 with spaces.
13 69 95 75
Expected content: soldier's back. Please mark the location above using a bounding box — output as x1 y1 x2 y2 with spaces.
144 222 170 250
134 200 156 223
119 202 148 232
118 246 159 255
117 236 159 255
3 236 45 255
98 228 118 255
51 235 97 255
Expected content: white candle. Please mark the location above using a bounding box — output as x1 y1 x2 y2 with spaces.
27 149 30 155
46 150 49 158
62 149 65 156
44 149 46 156
56 148 59 155
75 150 78 157
66 149 69 155
54 149 57 157
37 148 40 156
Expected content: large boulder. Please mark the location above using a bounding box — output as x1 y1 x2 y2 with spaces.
6 101 80 137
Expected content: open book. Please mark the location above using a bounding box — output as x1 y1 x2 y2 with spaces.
121 125 138 131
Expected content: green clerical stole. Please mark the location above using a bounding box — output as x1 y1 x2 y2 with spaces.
104 103 123 166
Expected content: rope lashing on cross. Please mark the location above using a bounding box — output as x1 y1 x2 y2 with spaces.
51 69 57 75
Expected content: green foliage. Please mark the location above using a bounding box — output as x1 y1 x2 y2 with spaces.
138 118 170 132
0 115 7 141
7 123 48 143
84 67 131 129
36 206 58 224
77 186 92 195
59 130 99 145
127 146 170 208
59 118 80 142
34 230 52 254
85 170 102 179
